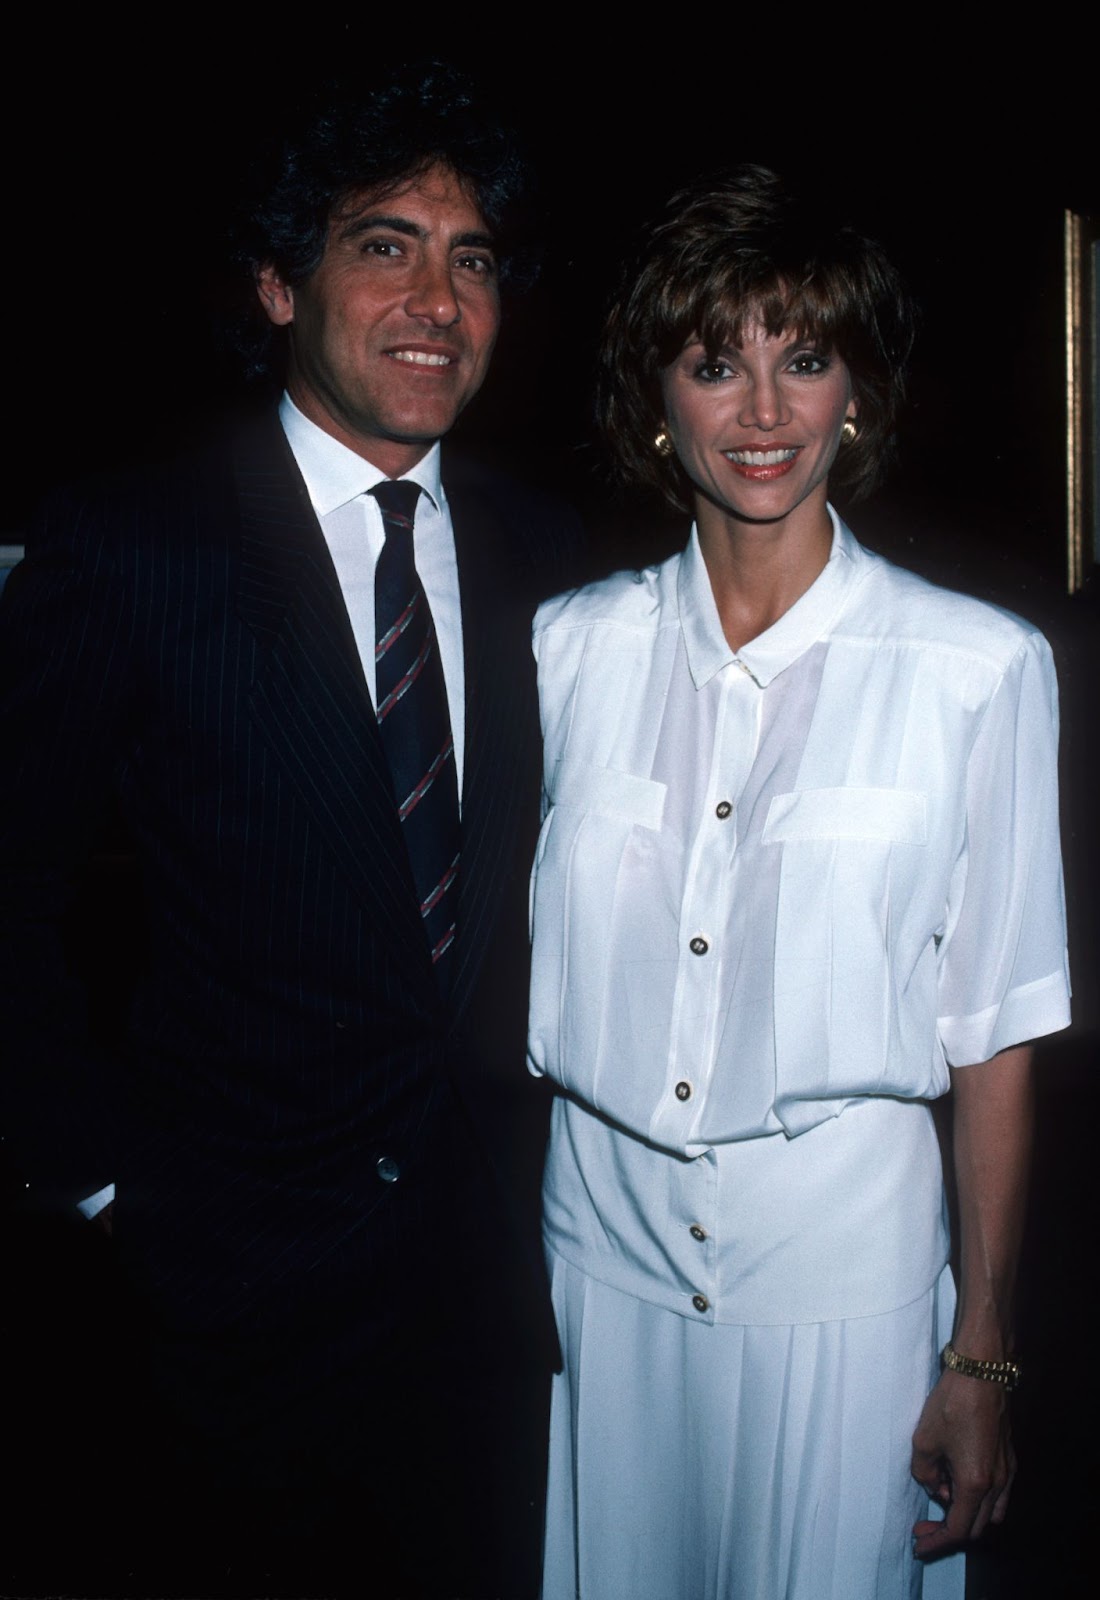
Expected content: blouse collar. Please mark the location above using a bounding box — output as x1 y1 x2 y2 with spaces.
678 506 871 690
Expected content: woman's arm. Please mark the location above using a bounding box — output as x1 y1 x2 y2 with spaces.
910 1043 1035 1558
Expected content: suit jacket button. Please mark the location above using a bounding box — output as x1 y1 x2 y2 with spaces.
376 1156 401 1184
692 1293 709 1314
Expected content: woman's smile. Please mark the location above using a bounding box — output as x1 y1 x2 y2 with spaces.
721 445 801 479
660 323 856 539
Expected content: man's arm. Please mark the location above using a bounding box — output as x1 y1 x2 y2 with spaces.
0 492 134 1205
910 1044 1034 1556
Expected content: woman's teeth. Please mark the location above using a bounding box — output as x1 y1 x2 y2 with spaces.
724 448 798 466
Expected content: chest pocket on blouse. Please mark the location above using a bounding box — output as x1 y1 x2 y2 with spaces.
764 785 930 1118
762 786 926 845
529 763 667 1091
551 762 667 830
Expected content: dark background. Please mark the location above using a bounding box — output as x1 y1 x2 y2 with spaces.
3 24 1095 1597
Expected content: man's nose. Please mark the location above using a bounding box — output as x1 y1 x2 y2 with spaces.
405 254 461 327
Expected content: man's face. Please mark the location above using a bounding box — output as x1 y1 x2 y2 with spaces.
258 162 501 475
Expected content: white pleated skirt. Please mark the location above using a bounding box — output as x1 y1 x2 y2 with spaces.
542 1253 964 1600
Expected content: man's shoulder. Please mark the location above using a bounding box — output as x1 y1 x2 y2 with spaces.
441 446 575 531
26 409 291 562
441 446 586 602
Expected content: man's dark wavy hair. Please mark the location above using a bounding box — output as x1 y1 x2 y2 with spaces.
597 165 917 507
235 62 537 378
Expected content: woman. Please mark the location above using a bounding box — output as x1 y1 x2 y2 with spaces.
528 168 1070 1599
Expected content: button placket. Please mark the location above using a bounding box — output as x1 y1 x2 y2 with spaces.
666 1145 718 1324
656 667 760 1148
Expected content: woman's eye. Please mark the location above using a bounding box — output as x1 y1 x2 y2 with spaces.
789 351 828 375
694 359 733 383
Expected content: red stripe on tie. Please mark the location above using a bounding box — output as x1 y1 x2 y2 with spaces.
375 593 419 661
398 737 455 821
376 630 435 722
420 854 460 917
431 924 457 963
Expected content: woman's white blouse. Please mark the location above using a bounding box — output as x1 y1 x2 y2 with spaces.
529 513 1070 1325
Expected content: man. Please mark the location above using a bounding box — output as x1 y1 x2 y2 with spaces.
1 64 578 1597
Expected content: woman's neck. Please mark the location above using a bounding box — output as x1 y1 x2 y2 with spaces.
696 500 834 654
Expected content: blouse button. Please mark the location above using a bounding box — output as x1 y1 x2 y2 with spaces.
689 1224 707 1242
674 1080 692 1102
689 936 709 956
692 1293 709 1314
715 801 732 820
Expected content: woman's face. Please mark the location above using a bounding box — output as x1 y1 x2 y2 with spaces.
659 322 857 539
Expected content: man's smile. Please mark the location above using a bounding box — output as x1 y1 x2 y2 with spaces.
387 348 456 367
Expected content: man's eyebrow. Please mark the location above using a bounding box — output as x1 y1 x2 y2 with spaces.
338 212 424 243
451 232 496 252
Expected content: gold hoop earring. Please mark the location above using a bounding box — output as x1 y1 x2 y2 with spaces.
653 427 675 457
840 418 858 446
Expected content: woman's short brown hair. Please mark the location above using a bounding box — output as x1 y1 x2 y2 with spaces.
597 165 917 508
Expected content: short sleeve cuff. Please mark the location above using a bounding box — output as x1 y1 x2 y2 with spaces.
938 961 1072 1067
76 1182 115 1220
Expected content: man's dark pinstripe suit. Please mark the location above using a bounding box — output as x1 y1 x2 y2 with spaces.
0 408 578 1589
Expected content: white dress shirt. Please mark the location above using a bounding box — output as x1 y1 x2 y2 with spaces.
529 510 1070 1325
279 392 466 794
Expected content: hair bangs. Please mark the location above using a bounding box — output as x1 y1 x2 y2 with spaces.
700 260 868 363
597 166 917 510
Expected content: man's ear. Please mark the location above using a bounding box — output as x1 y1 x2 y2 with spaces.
256 264 295 327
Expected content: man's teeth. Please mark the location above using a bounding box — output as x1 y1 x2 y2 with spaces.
725 448 798 466
390 350 452 366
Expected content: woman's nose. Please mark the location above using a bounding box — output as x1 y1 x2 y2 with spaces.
738 376 789 431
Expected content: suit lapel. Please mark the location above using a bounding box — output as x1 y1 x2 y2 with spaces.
231 413 435 987
447 467 540 1024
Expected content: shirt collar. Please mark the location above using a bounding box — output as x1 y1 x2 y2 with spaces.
278 392 444 517
678 505 870 690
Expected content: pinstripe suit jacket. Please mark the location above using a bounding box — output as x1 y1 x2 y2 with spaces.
0 409 576 1368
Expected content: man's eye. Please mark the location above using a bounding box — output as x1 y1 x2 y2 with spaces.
455 253 496 277
363 238 402 258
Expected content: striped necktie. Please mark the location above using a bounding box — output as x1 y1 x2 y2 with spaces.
371 480 460 983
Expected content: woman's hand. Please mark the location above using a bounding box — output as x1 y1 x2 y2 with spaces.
910 1367 1015 1557
911 1042 1033 1557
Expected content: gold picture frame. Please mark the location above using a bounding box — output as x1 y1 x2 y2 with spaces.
1065 209 1099 592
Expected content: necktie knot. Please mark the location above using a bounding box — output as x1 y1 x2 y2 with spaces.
370 479 421 533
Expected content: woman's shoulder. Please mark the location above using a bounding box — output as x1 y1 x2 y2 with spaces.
534 553 679 640
846 538 1050 672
